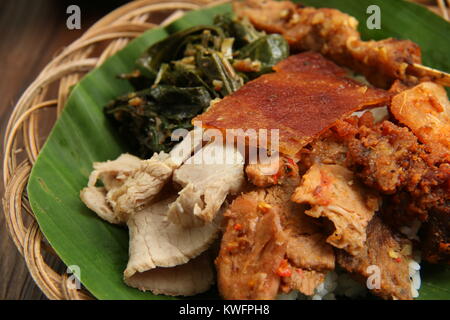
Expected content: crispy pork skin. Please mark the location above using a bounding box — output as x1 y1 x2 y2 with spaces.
195 53 391 156
420 207 450 264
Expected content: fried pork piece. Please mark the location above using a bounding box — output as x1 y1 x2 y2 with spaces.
216 168 335 299
234 0 422 88
336 216 413 300
245 160 281 187
390 82 450 163
334 116 449 223
282 269 326 297
195 52 391 157
332 115 449 263
420 207 450 264
300 131 348 168
292 164 380 255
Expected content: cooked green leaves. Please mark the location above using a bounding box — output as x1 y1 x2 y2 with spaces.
105 86 211 157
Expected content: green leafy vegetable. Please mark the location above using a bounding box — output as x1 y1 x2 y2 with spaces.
237 34 290 76
104 86 211 157
106 13 289 157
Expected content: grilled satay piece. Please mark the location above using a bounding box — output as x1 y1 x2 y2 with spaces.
234 0 422 88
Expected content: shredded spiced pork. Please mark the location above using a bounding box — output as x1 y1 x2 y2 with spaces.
303 111 449 263
292 163 380 256
216 159 334 299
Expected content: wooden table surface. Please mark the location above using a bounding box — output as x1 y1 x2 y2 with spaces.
0 0 445 301
0 0 129 300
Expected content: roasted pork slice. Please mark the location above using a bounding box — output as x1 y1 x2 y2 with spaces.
234 0 422 88
262 171 335 272
216 194 287 300
292 164 380 255
167 141 245 227
125 195 222 278
390 82 450 162
195 53 391 157
336 216 414 300
264 171 335 296
125 252 214 297
420 206 450 264
80 187 124 225
87 153 142 191
106 152 176 219
81 152 177 222
217 165 335 299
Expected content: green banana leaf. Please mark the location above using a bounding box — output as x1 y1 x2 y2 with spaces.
28 0 450 300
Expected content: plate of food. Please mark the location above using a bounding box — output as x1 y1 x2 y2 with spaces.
26 0 449 300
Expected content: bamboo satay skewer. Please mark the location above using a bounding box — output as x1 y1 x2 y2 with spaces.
408 63 450 87
437 0 449 20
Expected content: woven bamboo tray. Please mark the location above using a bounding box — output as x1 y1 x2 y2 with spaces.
1 0 449 300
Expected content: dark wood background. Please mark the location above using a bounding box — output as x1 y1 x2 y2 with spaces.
0 0 129 300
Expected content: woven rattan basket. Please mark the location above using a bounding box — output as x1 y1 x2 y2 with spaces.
2 0 449 300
